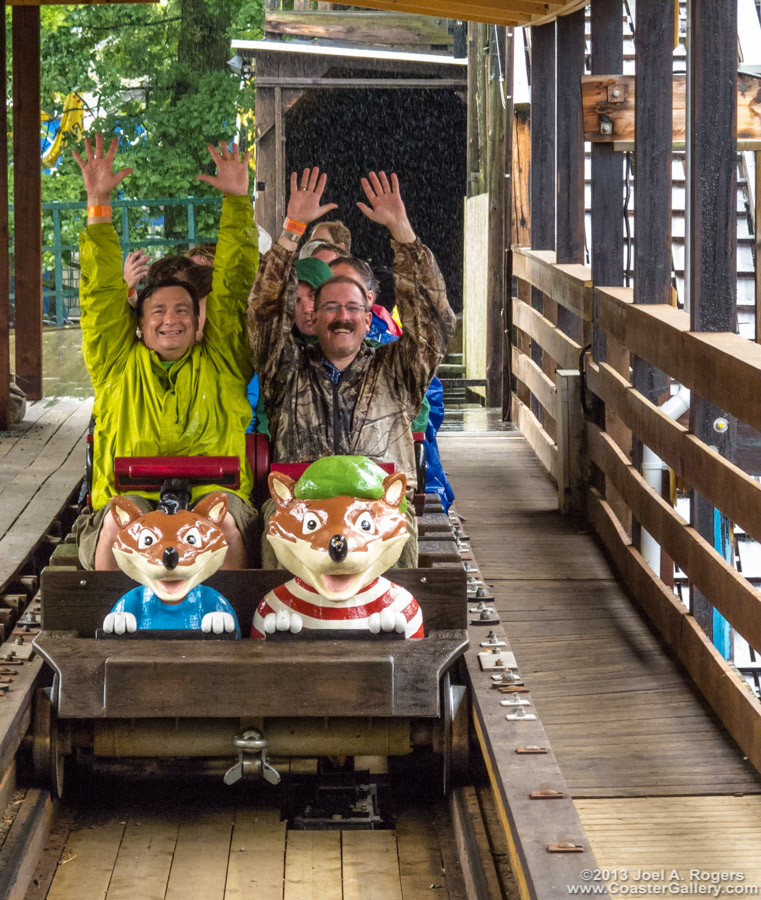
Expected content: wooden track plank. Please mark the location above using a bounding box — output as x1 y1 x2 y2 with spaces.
341 830 404 900
105 818 178 900
165 809 232 900
225 806 286 900
283 831 341 900
395 808 449 900
46 816 126 900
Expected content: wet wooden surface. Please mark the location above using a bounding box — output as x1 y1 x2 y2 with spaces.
440 431 761 798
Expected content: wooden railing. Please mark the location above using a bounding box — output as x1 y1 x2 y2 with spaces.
511 248 761 774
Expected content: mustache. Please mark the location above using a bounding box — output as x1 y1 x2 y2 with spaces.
328 320 355 332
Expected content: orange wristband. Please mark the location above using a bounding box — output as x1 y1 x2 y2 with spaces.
283 217 306 236
87 205 112 218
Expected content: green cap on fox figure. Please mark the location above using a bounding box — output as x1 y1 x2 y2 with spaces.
294 456 407 513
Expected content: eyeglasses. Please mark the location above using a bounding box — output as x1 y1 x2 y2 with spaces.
316 302 369 316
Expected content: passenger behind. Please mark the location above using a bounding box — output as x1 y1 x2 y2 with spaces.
248 168 456 568
298 239 348 264
72 134 258 571
309 219 352 252
246 256 332 436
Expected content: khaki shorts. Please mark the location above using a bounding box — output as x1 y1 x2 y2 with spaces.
73 491 258 570
259 497 419 570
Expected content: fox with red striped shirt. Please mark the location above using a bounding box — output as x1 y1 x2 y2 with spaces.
252 456 423 639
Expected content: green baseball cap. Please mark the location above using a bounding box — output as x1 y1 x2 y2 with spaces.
295 257 333 290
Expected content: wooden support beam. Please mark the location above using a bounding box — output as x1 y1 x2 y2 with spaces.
254 77 466 90
632 0 673 409
688 0 738 638
486 25 508 408
529 21 555 421
555 10 585 267
582 73 761 144
590 0 624 365
0 9 9 430
466 22 482 198
12 6 43 400
264 11 453 46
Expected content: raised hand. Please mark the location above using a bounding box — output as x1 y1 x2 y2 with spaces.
196 141 250 197
73 133 133 206
357 171 415 244
286 168 337 226
123 250 150 296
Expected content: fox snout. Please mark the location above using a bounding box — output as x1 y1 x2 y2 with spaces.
328 535 348 563
162 546 179 570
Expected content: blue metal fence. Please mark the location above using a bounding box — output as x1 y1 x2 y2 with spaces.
10 196 222 327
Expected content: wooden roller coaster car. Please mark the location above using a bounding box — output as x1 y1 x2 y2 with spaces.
32 566 469 796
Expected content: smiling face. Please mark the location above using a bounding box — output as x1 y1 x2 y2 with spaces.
139 286 198 361
295 281 316 336
313 281 372 368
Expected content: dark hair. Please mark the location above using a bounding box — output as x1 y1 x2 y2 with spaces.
314 275 369 309
310 220 352 252
179 264 213 300
147 255 194 282
136 277 200 321
329 256 376 293
373 265 396 313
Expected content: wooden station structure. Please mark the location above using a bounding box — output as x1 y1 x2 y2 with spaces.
5 0 761 898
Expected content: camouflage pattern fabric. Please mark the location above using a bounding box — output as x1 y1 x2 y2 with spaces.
247 238 455 490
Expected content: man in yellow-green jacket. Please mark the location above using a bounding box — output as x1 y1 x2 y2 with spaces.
72 134 258 570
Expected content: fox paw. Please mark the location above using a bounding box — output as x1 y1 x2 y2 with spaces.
263 609 303 635
201 612 237 634
103 612 137 635
368 610 407 634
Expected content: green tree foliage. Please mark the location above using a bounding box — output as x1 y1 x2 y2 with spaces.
33 0 263 257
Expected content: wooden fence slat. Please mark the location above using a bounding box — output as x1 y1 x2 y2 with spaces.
513 249 593 321
511 395 558 478
596 286 761 435
587 488 761 775
587 360 761 549
512 296 582 370
511 345 557 419
586 421 761 652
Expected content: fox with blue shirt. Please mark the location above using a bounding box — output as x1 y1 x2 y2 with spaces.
102 490 240 637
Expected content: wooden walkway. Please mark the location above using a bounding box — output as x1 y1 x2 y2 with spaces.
0 396 92 591
440 431 761 879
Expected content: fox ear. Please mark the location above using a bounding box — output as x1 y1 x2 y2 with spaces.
269 472 296 509
193 491 228 526
382 472 407 508
111 496 146 530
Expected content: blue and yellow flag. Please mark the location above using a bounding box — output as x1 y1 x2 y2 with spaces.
41 93 84 168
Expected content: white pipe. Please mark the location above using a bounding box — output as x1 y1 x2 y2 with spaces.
641 386 691 572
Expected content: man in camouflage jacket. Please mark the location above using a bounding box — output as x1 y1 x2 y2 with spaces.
247 168 455 496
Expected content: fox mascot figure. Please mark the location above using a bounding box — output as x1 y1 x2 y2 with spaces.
252 456 423 639
102 490 240 637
